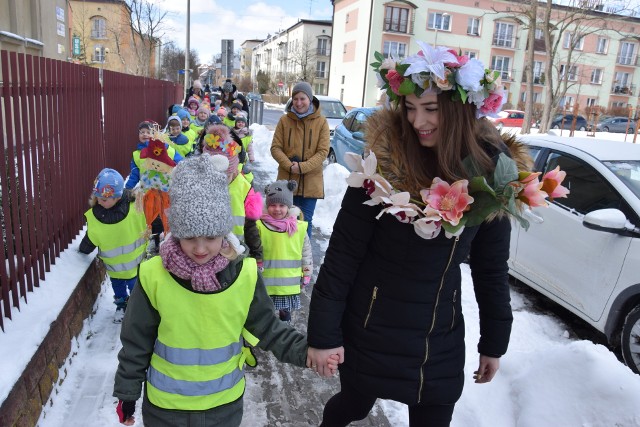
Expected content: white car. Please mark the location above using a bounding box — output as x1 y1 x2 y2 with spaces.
284 95 348 141
509 134 640 374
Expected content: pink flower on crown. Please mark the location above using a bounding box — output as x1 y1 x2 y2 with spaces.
479 92 504 115
386 69 405 95
434 69 453 90
445 49 469 68
424 178 474 227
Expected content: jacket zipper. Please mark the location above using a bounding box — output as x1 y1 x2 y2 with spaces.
418 236 459 403
301 120 306 196
363 286 378 328
450 289 457 330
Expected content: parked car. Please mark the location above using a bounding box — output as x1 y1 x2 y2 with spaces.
328 106 380 169
490 109 527 129
549 114 588 131
284 95 348 142
509 134 640 375
595 116 636 133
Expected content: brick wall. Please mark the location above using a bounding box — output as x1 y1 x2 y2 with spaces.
0 259 105 427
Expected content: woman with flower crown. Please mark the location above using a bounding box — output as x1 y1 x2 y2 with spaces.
306 42 568 427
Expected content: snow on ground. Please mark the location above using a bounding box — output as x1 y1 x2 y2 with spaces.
1 124 640 426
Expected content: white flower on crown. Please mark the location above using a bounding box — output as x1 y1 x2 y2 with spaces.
403 42 457 81
455 58 485 92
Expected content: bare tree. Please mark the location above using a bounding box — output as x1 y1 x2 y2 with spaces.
126 0 169 76
287 37 318 83
160 42 199 82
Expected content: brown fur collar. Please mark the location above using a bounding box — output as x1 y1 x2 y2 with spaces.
364 108 533 192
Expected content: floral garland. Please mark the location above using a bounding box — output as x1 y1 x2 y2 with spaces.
371 41 505 118
344 152 569 240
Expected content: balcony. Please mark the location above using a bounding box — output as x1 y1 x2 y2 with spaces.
317 48 330 56
521 73 545 85
383 18 411 34
492 36 516 49
91 31 107 39
611 84 636 96
616 55 638 66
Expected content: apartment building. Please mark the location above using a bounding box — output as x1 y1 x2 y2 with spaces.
240 39 263 80
330 0 640 112
252 19 332 96
0 0 70 60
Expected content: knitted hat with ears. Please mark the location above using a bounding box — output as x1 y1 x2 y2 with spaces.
264 180 297 208
222 79 234 93
168 154 232 239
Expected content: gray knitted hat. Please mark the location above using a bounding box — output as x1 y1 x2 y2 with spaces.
168 155 232 239
264 180 297 208
292 81 313 101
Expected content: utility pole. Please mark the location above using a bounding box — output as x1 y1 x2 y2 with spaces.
184 0 191 97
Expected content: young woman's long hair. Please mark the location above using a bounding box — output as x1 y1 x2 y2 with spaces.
397 92 504 192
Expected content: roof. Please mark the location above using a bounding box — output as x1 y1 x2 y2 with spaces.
519 135 640 162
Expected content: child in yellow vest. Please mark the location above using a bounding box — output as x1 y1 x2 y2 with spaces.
257 180 312 322
178 109 197 146
79 168 148 323
113 155 338 425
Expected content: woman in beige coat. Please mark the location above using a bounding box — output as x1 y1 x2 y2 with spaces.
270 81 330 237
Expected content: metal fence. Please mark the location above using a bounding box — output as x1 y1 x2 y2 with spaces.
0 51 181 331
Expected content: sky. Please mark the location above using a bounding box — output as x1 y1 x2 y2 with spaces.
152 0 333 64
2 117 640 426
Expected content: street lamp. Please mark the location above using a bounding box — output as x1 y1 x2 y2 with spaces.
434 13 449 46
95 46 109 85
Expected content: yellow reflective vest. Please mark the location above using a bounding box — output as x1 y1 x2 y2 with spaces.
256 220 307 296
140 256 259 410
84 202 148 279
229 173 252 242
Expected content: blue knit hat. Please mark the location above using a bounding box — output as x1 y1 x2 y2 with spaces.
176 108 190 122
93 168 124 199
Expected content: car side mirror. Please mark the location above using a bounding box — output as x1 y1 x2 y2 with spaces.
583 208 640 236
352 131 364 141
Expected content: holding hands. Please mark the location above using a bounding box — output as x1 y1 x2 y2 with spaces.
116 400 136 425
307 346 345 377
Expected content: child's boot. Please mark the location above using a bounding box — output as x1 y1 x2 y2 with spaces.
113 297 128 324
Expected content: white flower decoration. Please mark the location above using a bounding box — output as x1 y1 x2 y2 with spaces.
403 42 457 81
455 58 485 92
345 152 393 199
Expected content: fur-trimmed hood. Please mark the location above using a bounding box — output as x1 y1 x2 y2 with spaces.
364 107 533 195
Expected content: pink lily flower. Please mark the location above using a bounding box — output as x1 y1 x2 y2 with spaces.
425 178 474 227
541 166 570 201
517 174 548 207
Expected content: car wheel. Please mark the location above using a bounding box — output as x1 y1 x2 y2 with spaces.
552 124 560 129
621 304 640 375
579 126 586 131
628 127 635 134
327 149 337 164
602 126 609 132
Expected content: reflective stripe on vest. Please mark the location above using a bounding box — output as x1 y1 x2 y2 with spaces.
257 220 307 296
229 174 251 241
140 256 257 410
85 203 148 279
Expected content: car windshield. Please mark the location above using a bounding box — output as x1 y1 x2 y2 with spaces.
320 101 347 119
605 160 640 199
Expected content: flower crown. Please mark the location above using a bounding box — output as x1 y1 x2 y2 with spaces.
204 133 242 157
371 41 505 118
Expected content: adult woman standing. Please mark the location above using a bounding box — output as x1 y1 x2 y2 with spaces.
270 81 330 238
306 43 568 426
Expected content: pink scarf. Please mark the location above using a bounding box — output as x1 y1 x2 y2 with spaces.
160 236 230 292
260 213 298 236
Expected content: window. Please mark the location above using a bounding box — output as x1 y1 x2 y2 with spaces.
612 101 626 108
94 44 106 62
560 96 574 109
521 92 526 102
618 42 636 65
428 13 451 31
544 153 624 215
535 28 544 40
316 61 326 79
586 98 596 107
532 92 541 103
493 22 515 48
348 111 369 134
341 75 345 84
591 69 603 84
533 61 544 83
314 83 325 95
560 64 578 81
346 13 349 23
317 38 329 56
563 32 584 50
614 71 630 91
91 17 106 39
467 17 480 36
596 37 608 54
384 6 410 33
463 50 478 59
383 41 407 59
491 55 511 80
